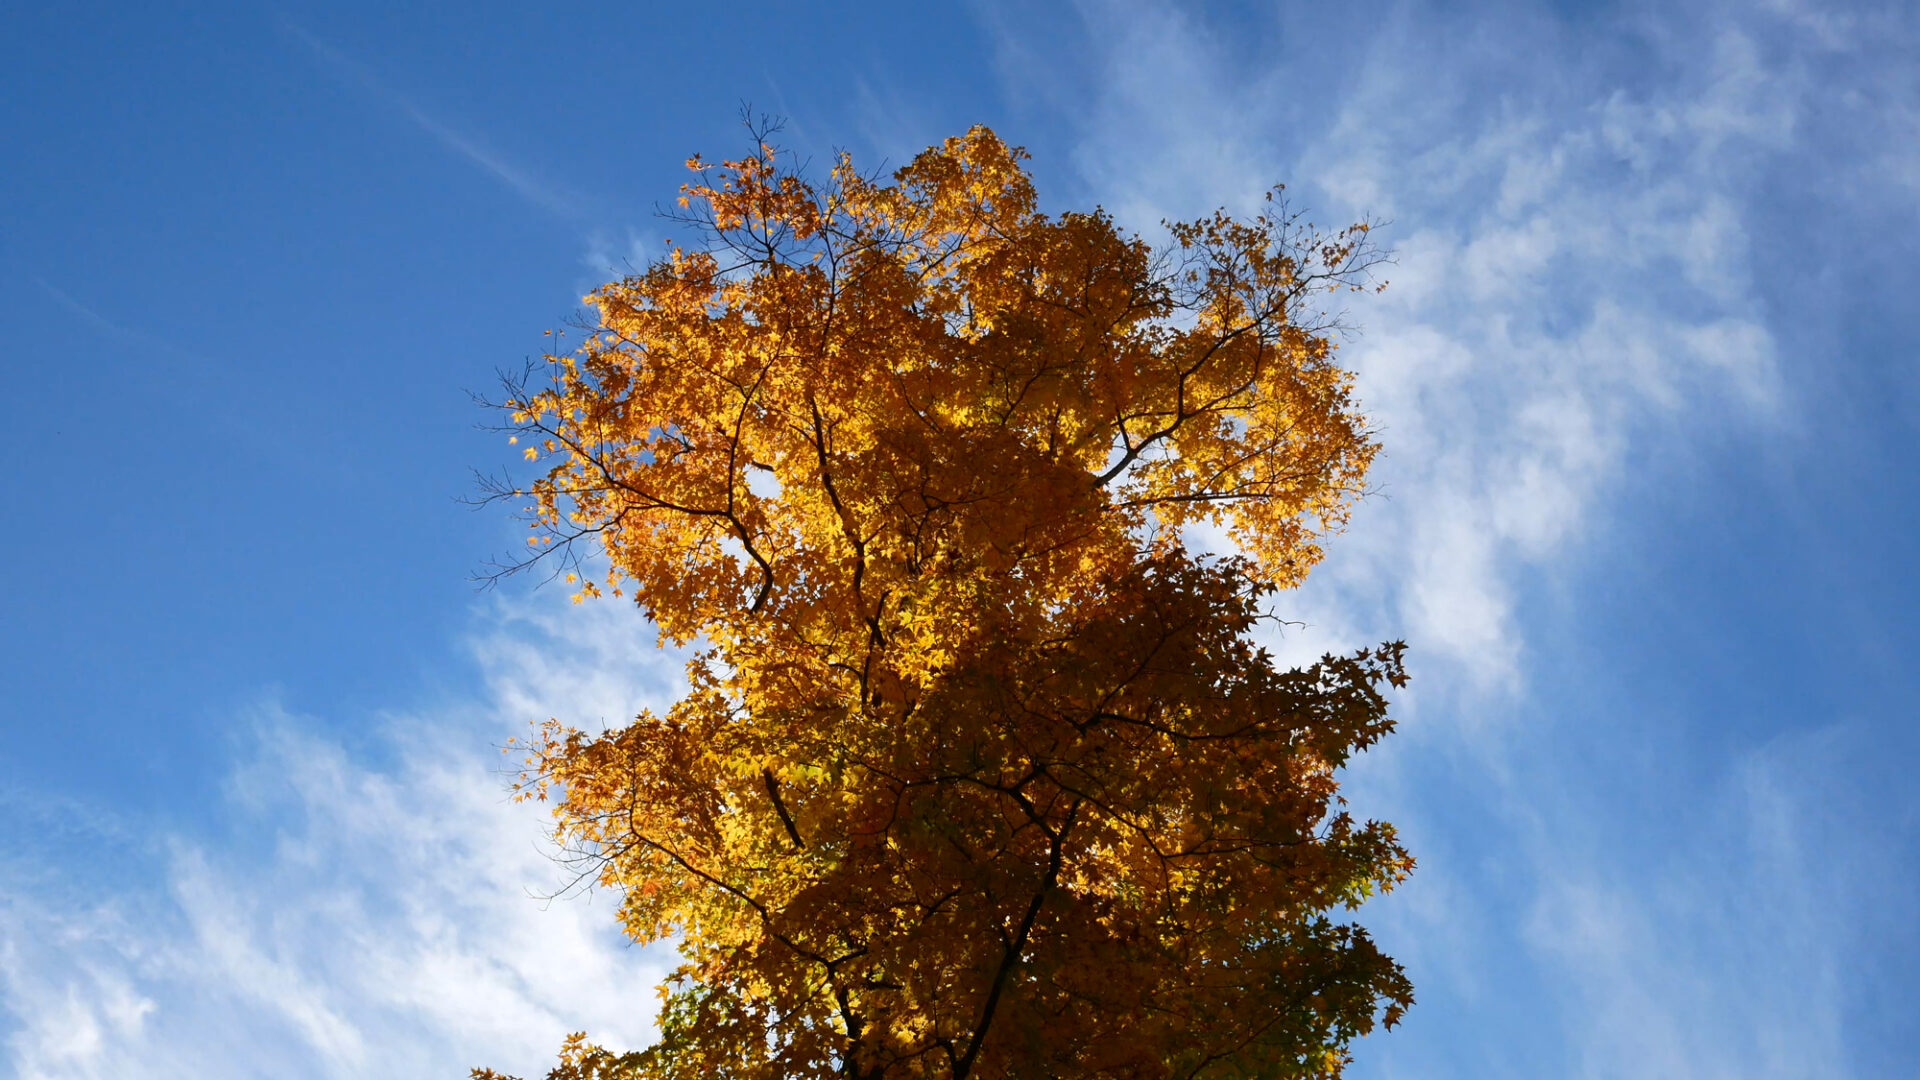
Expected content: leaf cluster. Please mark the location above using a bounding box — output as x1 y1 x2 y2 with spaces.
476 124 1408 1080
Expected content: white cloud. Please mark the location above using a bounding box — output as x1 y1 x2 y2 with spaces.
990 0 1809 690
581 229 654 283
0 598 684 1080
978 1 1916 1077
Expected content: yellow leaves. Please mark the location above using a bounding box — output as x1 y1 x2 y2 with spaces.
479 124 1407 1080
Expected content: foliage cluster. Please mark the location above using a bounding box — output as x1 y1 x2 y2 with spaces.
475 125 1409 1080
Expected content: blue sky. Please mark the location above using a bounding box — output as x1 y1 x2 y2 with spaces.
3 1 1916 1077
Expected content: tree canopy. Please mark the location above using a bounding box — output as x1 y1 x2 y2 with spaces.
475 124 1410 1080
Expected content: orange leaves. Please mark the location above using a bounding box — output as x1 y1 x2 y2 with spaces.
501 122 1381 652
479 124 1408 1080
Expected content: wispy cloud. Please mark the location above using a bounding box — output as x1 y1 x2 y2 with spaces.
977 1 1916 1076
579 227 655 291
282 23 587 221
997 0 1799 691
0 598 686 1080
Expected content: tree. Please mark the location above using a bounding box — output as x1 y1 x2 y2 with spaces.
474 124 1410 1080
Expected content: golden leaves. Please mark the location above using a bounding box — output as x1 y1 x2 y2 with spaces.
479 124 1407 1080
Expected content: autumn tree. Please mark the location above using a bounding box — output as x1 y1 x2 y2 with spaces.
475 124 1410 1080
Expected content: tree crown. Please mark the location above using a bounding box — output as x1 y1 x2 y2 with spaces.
477 124 1409 1080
